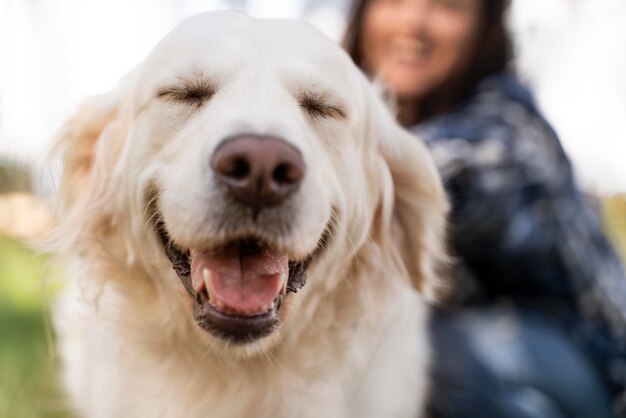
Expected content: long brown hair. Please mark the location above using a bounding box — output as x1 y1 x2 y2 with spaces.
343 0 513 124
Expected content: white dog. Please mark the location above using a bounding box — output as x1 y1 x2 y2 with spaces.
51 11 448 418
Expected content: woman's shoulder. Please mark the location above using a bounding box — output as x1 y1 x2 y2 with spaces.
415 73 544 143
413 73 572 184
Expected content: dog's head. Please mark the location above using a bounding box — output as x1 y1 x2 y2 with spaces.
53 12 448 357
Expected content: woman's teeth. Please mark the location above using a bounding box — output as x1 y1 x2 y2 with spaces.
389 37 426 62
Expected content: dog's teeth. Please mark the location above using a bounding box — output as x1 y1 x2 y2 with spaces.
214 299 225 309
280 273 287 295
202 268 212 298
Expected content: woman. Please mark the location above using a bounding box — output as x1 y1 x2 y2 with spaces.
344 1 626 417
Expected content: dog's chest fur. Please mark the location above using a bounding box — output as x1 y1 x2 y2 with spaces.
55 269 428 418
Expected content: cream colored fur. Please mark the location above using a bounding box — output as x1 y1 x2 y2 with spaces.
51 12 449 418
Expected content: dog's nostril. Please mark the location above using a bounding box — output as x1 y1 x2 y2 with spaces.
273 163 299 185
230 158 250 180
214 155 250 182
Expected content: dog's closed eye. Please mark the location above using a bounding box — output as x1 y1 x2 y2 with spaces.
298 91 346 120
157 78 216 109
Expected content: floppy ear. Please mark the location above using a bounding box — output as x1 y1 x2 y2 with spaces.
51 88 131 254
366 88 450 303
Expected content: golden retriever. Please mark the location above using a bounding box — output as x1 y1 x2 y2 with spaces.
51 11 448 418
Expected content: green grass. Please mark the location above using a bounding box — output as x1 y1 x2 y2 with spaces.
0 196 625 418
0 235 70 418
603 195 626 261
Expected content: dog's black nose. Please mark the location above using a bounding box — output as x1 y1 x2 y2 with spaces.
211 135 305 214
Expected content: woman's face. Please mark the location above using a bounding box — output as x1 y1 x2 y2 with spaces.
361 0 482 102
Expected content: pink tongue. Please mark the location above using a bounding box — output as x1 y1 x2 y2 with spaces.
191 244 288 314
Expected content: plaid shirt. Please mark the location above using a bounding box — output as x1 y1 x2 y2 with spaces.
413 73 626 408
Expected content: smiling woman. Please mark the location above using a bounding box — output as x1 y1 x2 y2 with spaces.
360 0 481 123
345 0 510 126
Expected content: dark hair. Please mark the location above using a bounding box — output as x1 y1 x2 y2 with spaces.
343 0 513 124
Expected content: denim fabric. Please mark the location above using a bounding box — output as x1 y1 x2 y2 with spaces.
412 73 626 413
428 308 612 418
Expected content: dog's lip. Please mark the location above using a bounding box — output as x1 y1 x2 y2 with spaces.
194 290 282 343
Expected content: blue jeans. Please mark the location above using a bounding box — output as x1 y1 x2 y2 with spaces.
427 308 612 418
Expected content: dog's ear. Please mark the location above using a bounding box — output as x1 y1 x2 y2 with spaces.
364 86 450 303
51 87 131 253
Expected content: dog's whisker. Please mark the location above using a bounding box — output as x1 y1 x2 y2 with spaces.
262 351 280 373
143 192 161 221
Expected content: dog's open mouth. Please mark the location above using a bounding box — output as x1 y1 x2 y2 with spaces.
192 241 288 316
155 220 313 344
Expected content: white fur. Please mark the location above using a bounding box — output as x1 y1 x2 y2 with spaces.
51 12 448 418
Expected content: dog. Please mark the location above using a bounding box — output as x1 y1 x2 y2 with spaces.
51 11 448 418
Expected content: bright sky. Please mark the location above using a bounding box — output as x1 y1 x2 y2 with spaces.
0 0 344 158
1 0 624 193
510 0 626 194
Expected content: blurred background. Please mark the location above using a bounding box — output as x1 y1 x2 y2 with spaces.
0 0 625 416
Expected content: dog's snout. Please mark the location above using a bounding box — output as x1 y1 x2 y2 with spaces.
212 135 305 213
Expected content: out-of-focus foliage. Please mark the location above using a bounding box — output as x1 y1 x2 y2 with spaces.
603 195 626 262
0 235 70 418
0 159 32 194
